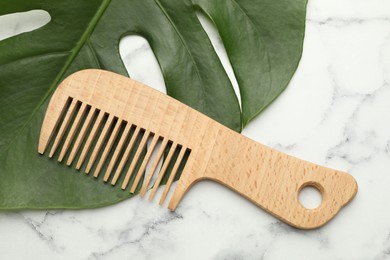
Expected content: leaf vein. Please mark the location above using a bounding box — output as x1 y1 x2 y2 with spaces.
87 41 103 69
154 0 206 111
229 0 273 114
0 0 112 158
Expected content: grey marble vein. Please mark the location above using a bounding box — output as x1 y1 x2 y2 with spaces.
307 17 390 27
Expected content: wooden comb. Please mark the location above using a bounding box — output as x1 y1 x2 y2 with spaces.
38 69 357 229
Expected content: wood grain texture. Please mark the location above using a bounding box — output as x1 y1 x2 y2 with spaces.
38 69 358 229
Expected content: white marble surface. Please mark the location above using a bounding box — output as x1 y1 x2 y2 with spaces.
1 0 390 259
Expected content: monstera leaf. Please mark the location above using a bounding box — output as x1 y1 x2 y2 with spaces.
0 0 308 209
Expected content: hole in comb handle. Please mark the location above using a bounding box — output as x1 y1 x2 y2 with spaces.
298 183 323 210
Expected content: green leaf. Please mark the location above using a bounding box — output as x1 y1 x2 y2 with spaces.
194 0 308 126
0 0 307 209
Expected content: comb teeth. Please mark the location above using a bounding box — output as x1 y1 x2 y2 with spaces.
40 96 192 207
49 98 78 158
